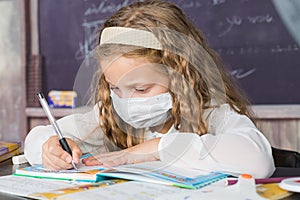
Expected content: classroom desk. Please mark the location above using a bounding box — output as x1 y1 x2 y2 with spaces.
1 158 300 200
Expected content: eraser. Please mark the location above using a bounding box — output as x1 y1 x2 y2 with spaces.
12 154 28 165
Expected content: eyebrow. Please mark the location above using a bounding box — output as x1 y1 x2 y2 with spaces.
107 79 155 88
105 78 114 85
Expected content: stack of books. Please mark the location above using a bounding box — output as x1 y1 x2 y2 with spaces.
0 141 21 162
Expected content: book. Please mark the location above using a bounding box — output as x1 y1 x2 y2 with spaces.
29 179 127 199
0 175 126 200
0 148 20 162
30 181 192 200
0 175 74 198
0 141 20 156
96 161 228 189
14 161 227 189
14 164 104 182
0 175 227 200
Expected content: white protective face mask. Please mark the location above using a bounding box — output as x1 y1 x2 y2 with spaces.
110 91 173 129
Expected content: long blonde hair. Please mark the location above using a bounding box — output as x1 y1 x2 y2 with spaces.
94 0 254 150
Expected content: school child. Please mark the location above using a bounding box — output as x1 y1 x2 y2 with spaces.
25 0 275 178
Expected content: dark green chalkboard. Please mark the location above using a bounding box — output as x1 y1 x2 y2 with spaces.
39 0 300 104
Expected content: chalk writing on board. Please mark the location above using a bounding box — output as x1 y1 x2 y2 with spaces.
84 0 138 16
218 14 274 37
75 19 104 60
231 68 256 79
180 0 227 8
271 44 299 53
76 0 140 60
212 0 226 6
181 1 202 9
216 44 299 55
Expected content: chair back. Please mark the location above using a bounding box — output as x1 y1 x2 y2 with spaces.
272 147 300 168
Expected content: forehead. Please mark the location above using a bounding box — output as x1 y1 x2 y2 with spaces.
101 56 167 85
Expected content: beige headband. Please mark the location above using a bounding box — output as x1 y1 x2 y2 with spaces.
100 27 162 50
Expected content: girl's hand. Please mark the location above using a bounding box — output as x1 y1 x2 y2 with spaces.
82 138 160 167
42 135 82 170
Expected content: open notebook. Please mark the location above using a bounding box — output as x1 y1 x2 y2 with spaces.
14 161 227 189
14 162 104 182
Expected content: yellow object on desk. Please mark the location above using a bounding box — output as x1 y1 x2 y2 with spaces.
48 90 77 108
0 141 21 162
0 148 20 162
257 183 292 200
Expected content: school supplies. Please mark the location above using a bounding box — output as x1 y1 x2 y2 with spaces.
0 141 20 155
0 176 193 200
14 161 227 189
0 148 20 162
0 141 21 162
257 183 292 200
48 90 77 108
0 175 73 198
14 164 104 182
157 174 267 200
96 161 228 189
37 92 77 169
29 179 127 199
227 177 288 185
279 177 300 193
12 154 28 165
34 181 197 200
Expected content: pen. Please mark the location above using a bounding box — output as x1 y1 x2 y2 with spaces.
37 92 77 170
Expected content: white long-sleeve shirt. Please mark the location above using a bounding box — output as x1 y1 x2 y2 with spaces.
24 104 275 178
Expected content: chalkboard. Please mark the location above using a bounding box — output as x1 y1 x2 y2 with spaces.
39 0 300 104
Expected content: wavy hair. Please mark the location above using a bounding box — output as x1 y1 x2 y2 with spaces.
94 0 254 150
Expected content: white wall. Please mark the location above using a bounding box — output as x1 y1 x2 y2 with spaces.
0 0 26 143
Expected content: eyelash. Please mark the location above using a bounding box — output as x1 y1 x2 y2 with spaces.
135 88 146 92
110 86 119 90
109 86 148 92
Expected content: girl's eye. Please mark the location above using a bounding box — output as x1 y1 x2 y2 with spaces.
110 86 119 90
134 88 148 92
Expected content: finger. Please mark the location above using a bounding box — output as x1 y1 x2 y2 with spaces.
46 144 74 164
71 148 82 164
43 145 74 170
64 138 82 164
42 136 76 170
42 155 59 170
83 156 102 166
82 156 92 163
43 153 73 170
101 159 123 167
91 151 121 160
96 152 127 167
83 150 128 167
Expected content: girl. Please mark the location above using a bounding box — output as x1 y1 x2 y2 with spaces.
24 0 275 178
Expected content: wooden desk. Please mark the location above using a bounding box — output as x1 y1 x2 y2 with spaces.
1 158 300 199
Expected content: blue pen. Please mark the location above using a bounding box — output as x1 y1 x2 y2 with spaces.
37 92 77 170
